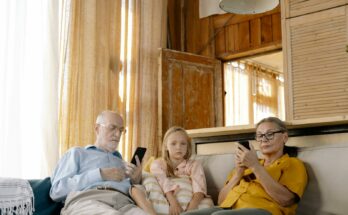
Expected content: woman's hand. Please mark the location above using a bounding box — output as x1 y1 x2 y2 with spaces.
236 143 261 169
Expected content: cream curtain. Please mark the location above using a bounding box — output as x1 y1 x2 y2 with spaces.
59 0 167 160
132 0 167 159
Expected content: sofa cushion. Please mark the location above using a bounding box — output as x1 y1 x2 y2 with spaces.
296 144 348 215
194 154 235 204
28 177 63 215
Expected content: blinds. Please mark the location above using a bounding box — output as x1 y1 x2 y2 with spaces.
286 6 348 119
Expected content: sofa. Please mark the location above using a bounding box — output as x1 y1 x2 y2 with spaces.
195 141 348 215
27 139 348 215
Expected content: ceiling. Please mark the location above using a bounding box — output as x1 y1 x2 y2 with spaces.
246 51 283 73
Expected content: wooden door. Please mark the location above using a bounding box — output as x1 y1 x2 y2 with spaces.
159 49 223 138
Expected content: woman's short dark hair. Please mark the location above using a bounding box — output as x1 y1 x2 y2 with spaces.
256 117 297 157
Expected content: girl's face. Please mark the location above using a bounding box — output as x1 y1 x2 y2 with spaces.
166 131 189 162
256 122 287 156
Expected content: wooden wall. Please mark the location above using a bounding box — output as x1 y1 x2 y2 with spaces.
168 0 282 60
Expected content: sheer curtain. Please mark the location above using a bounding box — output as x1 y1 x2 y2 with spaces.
224 62 250 125
0 1 59 178
224 61 284 126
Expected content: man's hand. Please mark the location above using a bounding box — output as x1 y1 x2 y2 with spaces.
100 167 126 181
125 155 142 184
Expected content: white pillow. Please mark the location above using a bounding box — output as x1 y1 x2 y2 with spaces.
142 171 213 214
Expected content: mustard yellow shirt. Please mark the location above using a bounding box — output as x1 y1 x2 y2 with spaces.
220 154 308 215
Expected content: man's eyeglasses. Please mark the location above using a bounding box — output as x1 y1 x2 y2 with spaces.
99 124 126 134
255 130 284 142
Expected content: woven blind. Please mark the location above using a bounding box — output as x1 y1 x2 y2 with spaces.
286 6 348 120
285 0 348 18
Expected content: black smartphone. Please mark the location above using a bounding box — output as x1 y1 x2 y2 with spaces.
131 147 147 165
238 140 250 150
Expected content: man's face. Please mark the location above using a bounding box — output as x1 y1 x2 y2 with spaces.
96 113 125 152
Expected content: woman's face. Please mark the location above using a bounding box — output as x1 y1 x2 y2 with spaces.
256 122 288 156
166 131 189 162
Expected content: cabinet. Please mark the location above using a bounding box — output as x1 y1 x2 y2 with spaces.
158 49 223 140
283 0 348 18
282 1 348 120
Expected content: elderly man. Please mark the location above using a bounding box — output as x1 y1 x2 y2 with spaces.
50 110 146 215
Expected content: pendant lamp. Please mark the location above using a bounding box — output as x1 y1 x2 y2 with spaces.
219 0 279 14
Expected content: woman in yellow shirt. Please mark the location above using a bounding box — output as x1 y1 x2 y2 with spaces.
182 117 308 215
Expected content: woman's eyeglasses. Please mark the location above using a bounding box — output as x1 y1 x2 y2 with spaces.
255 130 283 142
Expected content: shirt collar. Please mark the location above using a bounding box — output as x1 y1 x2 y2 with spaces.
260 153 290 166
85 145 122 159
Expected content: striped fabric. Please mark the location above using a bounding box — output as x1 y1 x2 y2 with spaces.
142 172 213 215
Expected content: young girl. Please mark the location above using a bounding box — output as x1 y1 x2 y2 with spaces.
131 126 212 215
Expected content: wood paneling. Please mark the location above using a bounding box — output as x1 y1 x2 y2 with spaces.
214 8 282 60
284 6 348 120
159 49 223 138
167 0 281 60
167 0 183 50
184 0 215 57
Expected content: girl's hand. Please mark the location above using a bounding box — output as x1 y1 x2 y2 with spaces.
185 192 204 211
166 191 183 215
169 201 183 215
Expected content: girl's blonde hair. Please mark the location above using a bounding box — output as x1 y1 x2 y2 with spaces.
161 126 192 177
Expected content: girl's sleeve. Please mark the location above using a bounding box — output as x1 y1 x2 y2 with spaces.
150 159 179 193
190 160 208 195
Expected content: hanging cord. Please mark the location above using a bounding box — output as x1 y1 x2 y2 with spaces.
197 14 235 55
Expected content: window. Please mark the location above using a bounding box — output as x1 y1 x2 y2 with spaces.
224 56 285 126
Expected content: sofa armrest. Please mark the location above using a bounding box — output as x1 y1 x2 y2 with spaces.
28 177 63 215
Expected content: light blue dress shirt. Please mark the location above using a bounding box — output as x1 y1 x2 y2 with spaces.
50 145 131 202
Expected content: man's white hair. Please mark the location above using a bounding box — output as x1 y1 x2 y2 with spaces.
95 110 120 124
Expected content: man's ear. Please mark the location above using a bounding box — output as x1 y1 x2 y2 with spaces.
95 124 100 135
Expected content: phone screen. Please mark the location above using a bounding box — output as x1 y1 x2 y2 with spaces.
131 147 147 165
238 140 250 150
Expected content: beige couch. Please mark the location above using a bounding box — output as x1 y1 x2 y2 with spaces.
195 142 348 215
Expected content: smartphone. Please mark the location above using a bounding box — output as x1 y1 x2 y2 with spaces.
131 147 147 165
238 140 250 150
